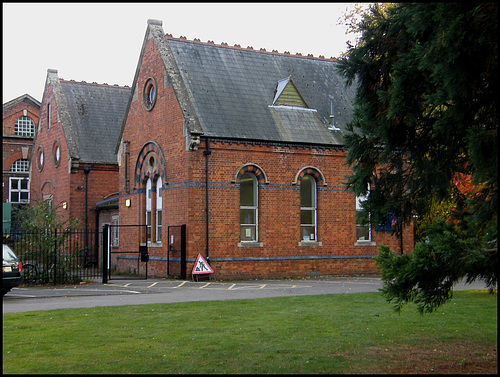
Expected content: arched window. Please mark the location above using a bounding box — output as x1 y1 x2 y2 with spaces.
146 177 152 242
10 159 30 172
240 173 258 242
15 116 35 137
156 178 162 242
300 175 317 241
355 184 371 242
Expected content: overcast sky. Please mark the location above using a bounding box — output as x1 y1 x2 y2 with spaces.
3 2 366 103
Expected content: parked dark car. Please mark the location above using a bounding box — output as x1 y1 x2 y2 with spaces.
3 244 23 295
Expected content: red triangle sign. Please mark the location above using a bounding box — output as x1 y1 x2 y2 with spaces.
192 254 214 275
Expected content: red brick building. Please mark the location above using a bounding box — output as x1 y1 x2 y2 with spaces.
115 20 414 279
3 94 40 232
30 69 130 235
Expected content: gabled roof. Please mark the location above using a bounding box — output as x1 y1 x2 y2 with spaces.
3 93 41 112
46 70 130 164
119 20 356 149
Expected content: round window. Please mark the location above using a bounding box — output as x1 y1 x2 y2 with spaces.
143 77 157 111
52 140 61 167
36 145 44 172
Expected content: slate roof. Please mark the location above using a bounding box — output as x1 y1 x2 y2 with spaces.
166 37 356 145
55 78 130 164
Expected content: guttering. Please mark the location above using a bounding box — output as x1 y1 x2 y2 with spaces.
205 135 346 151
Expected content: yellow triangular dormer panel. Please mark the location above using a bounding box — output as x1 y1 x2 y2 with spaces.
272 76 309 108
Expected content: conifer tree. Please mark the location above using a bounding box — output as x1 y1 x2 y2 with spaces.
337 3 497 312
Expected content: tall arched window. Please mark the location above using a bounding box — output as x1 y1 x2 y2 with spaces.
146 177 152 242
240 173 258 242
300 175 317 241
355 183 371 242
156 178 162 242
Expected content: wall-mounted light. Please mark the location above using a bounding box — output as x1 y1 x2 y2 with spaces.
125 199 131 207
62 202 67 209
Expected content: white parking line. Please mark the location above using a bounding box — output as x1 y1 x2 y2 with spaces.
173 281 187 288
148 282 158 288
199 283 211 289
227 284 236 290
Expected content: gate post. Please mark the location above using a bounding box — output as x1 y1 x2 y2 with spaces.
102 224 109 284
181 224 186 279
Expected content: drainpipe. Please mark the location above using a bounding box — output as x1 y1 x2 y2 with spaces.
203 137 211 263
84 164 90 249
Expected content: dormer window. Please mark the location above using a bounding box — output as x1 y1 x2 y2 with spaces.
272 76 309 108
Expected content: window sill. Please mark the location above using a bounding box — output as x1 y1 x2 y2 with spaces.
355 240 376 246
238 242 263 247
141 242 162 247
299 241 322 247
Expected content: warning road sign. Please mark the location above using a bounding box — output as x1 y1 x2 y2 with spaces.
192 254 214 275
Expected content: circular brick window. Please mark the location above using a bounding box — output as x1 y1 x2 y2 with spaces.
143 77 157 111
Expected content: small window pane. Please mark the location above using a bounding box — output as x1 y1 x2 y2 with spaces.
300 175 314 207
301 226 316 241
300 209 314 225
156 210 162 242
356 225 370 241
10 192 19 203
11 180 19 190
240 209 256 224
240 226 256 242
240 173 256 206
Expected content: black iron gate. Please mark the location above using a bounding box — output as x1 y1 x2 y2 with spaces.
102 224 148 283
167 224 186 279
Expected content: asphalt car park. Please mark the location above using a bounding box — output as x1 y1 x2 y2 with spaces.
3 276 492 313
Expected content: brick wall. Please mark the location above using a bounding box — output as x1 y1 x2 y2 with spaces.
117 36 414 280
30 82 119 232
3 96 39 204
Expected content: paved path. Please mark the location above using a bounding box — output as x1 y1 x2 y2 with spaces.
2 276 491 313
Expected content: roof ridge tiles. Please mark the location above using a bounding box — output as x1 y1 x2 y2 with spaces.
164 33 337 61
59 78 130 89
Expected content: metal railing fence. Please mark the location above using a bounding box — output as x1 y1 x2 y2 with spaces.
3 229 101 285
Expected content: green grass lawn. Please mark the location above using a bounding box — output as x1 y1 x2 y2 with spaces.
3 290 497 374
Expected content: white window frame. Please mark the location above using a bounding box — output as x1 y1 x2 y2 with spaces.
240 173 258 242
14 116 35 137
300 175 317 242
9 177 30 203
146 178 152 242
156 178 162 243
10 159 30 172
355 184 374 244
111 216 119 246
